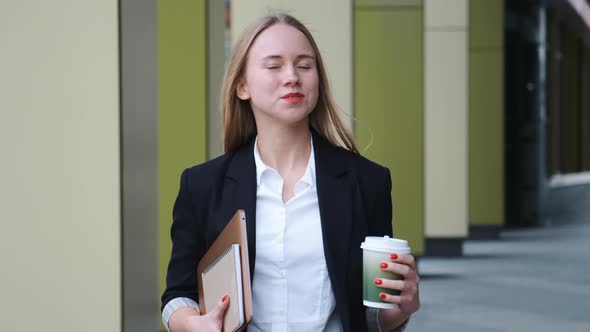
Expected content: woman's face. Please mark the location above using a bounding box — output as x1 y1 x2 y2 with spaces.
237 24 320 127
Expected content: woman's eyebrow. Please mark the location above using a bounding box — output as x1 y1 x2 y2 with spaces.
260 54 315 61
261 55 282 61
296 54 315 60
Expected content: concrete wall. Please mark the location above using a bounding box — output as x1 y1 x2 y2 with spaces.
0 1 121 331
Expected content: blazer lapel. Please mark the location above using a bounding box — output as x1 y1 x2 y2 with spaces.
312 130 354 326
223 138 258 281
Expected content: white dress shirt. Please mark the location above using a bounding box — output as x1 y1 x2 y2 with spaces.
161 137 342 331
248 137 342 332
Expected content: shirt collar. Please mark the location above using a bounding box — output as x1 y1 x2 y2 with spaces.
253 135 315 189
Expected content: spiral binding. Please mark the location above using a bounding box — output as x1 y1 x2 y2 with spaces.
202 244 236 275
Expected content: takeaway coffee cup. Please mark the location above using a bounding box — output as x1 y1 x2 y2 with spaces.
360 236 411 309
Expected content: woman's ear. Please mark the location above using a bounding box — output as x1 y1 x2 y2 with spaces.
236 79 250 100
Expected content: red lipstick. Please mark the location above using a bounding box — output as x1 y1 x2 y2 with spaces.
281 92 304 104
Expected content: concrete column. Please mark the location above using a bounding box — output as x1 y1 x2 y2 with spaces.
230 0 354 132
582 45 590 172
562 31 582 173
120 0 159 330
0 1 121 330
424 0 469 256
207 0 227 158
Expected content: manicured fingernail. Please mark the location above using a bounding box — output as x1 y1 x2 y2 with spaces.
222 295 229 302
390 253 398 260
379 293 387 300
380 262 388 269
374 278 383 285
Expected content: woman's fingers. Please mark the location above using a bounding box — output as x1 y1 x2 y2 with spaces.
379 291 421 311
378 292 403 304
210 295 230 322
376 279 421 313
390 253 417 270
377 254 421 315
375 277 418 293
375 278 405 291
379 261 418 281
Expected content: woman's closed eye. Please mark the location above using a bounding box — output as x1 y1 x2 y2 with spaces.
264 62 313 70
296 62 313 70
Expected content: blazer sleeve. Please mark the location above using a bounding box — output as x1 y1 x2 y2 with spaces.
161 168 207 311
368 167 394 237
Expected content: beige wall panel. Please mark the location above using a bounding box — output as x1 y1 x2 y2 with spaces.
231 0 354 131
356 0 422 7
0 1 121 331
425 0 467 28
424 28 468 236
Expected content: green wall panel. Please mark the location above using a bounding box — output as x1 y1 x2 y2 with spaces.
355 7 425 254
158 0 207 324
469 51 504 225
469 0 503 49
468 0 504 226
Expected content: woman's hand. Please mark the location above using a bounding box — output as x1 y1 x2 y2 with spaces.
169 295 230 332
375 254 420 330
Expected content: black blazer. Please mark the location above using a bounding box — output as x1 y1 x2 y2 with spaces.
162 129 393 332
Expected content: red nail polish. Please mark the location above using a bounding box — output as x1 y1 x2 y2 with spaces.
390 253 398 260
380 262 388 269
379 293 387 300
222 295 229 302
374 278 383 285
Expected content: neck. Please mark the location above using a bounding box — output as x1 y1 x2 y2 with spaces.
256 121 311 174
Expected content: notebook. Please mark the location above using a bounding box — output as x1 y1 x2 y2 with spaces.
197 209 252 331
201 244 244 332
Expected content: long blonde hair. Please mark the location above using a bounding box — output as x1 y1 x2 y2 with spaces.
222 13 358 154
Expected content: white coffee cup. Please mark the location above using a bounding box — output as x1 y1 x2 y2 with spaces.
360 236 411 309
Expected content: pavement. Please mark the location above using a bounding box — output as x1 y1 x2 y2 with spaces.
408 221 590 331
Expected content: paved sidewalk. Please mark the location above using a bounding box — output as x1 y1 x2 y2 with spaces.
408 222 590 331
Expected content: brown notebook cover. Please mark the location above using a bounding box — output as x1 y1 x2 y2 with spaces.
197 210 252 331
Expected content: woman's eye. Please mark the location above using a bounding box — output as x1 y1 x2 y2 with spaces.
266 65 280 70
297 66 311 69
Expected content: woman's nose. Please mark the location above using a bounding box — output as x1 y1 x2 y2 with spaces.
282 66 300 86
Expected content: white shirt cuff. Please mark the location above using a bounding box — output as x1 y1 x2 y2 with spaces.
162 297 200 331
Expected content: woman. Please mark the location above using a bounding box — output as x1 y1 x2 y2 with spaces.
161 14 420 332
